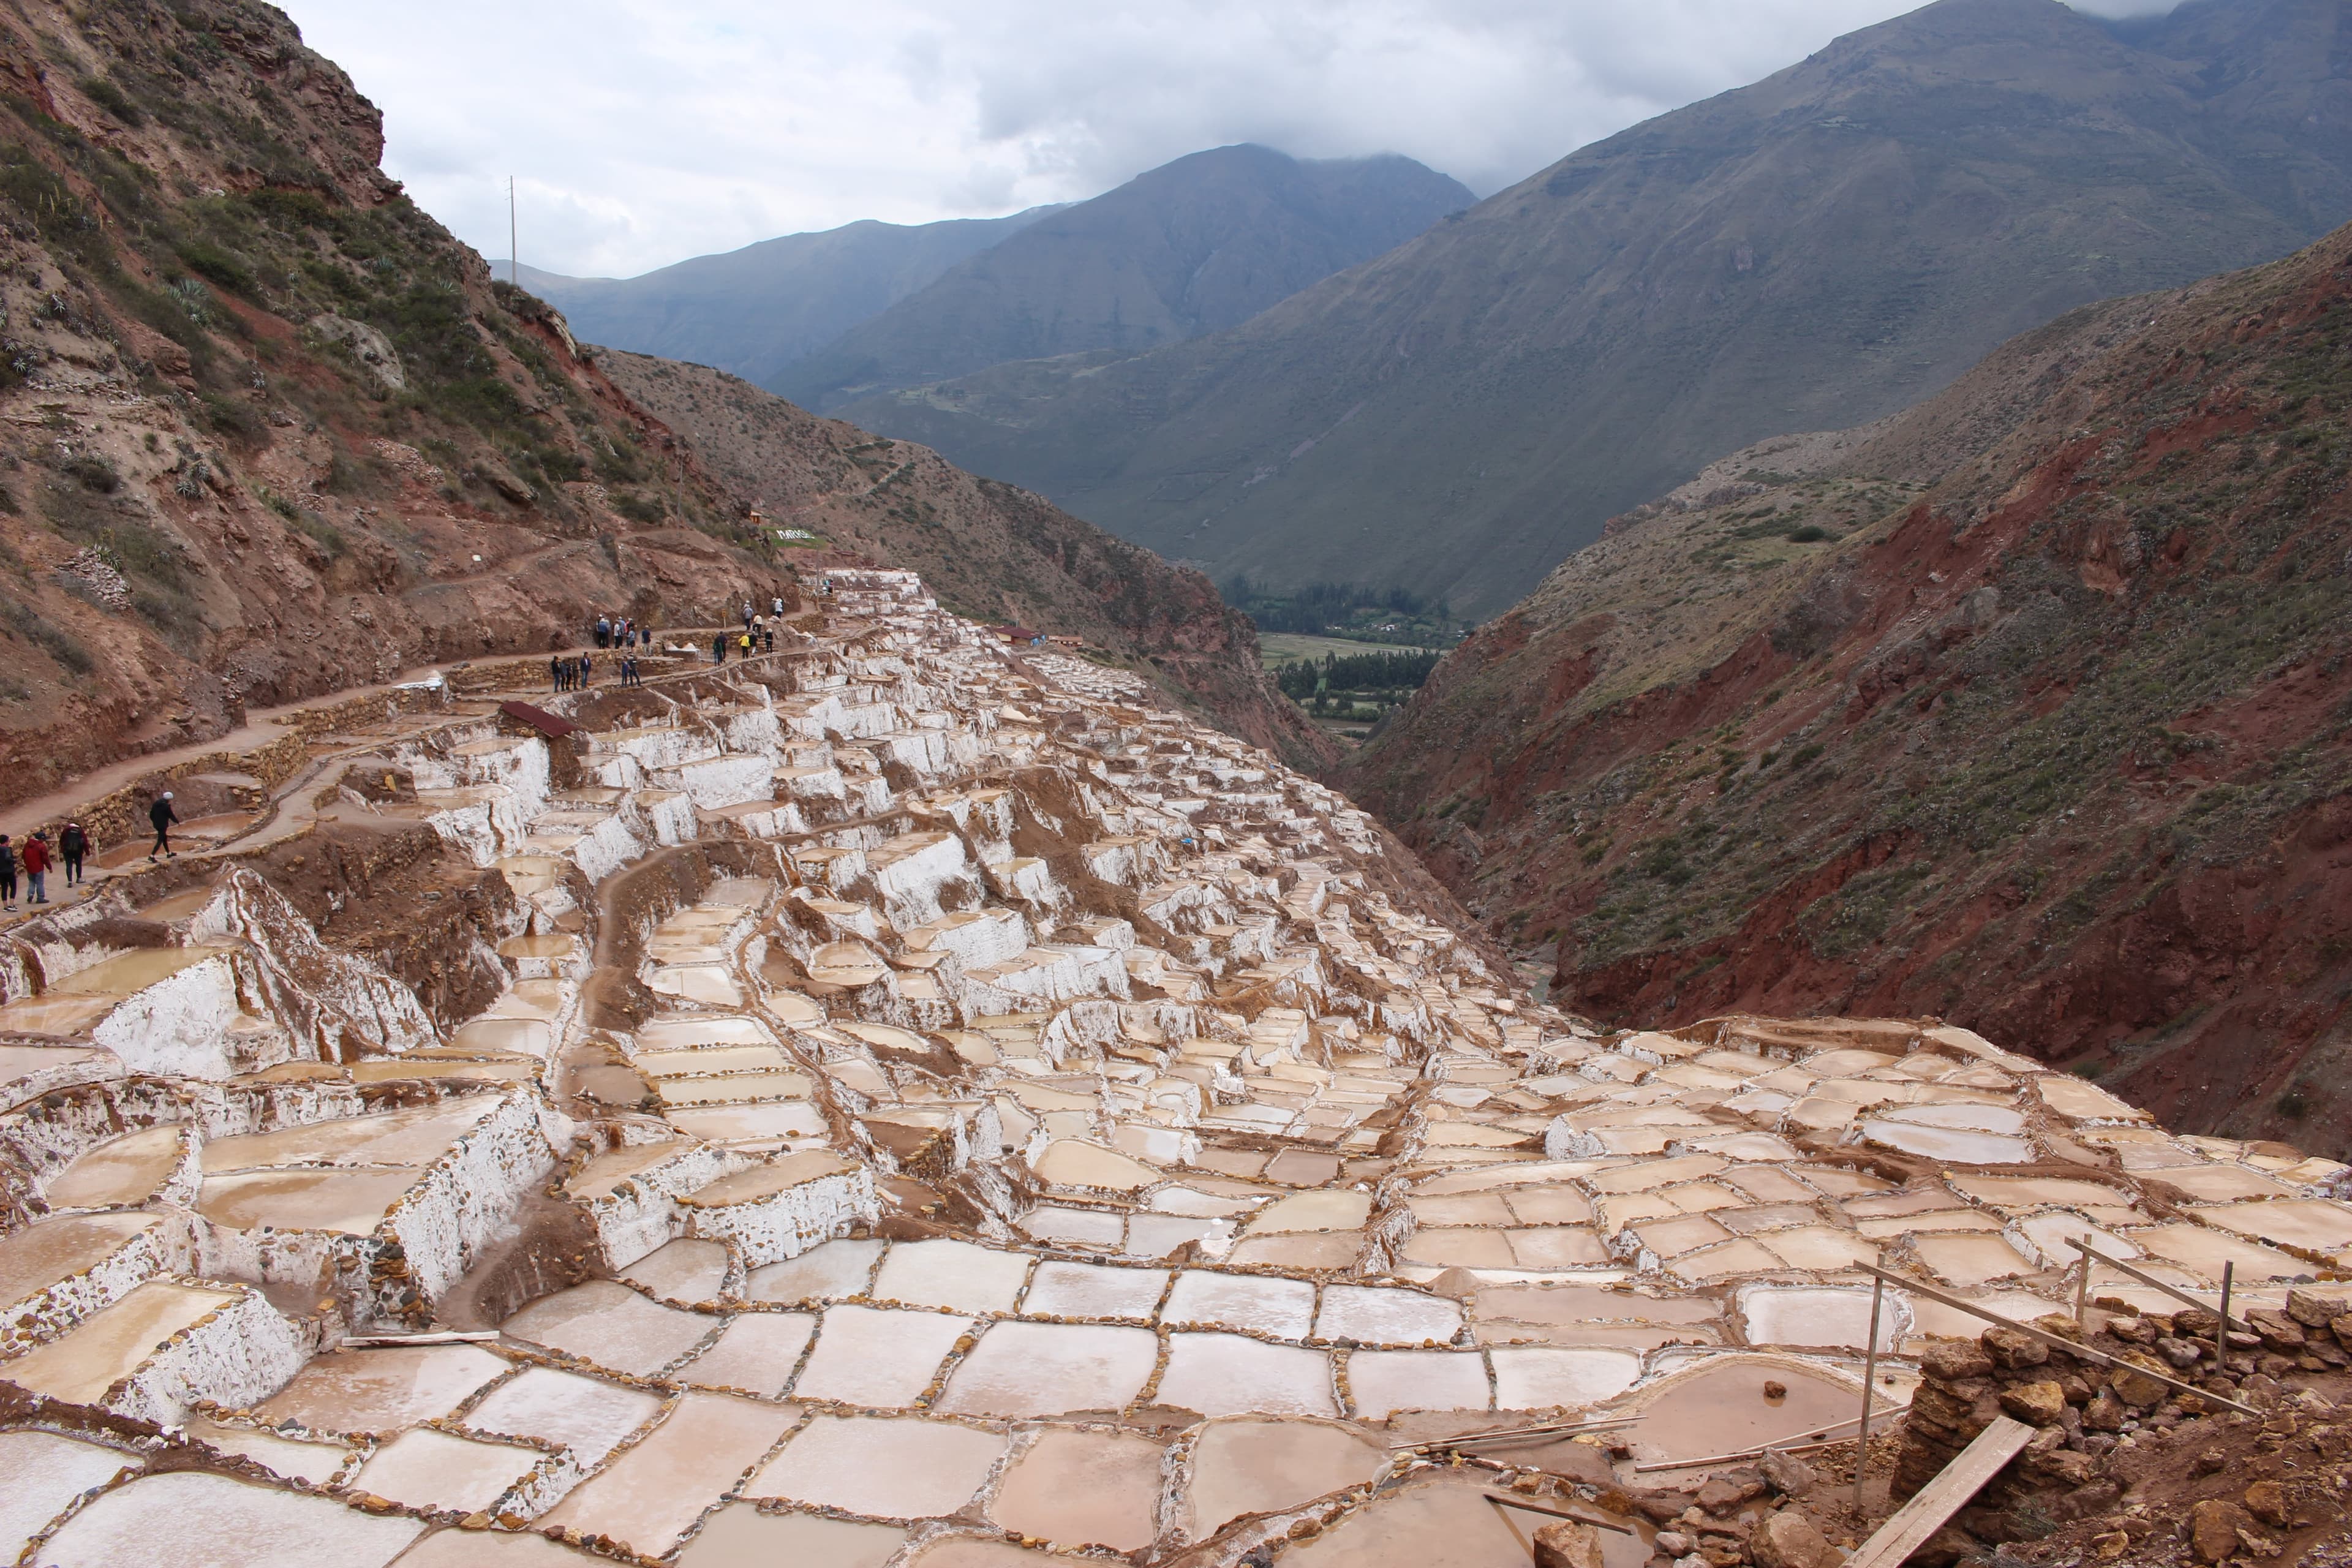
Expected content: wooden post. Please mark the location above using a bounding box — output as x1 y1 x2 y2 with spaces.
2073 1248 2091 1332
2218 1261 2236 1340
1855 1261 1885 1510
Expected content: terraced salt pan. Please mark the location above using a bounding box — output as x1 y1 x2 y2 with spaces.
792 1304 973 1406
937 1320 1159 1415
502 1280 716 1375
676 1506 908 1568
538 1392 797 1557
748 1414 1006 1520
261 1343 510 1433
463 1366 666 1467
676 1311 816 1395
871 1237 1033 1313
1155 1332 1336 1417
28 1470 423 1568
1180 1417 1385 1541
0 1431 140 1562
347 1427 555 1517
989 1427 1166 1550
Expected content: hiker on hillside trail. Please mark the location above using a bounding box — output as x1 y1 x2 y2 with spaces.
772 595 783 618
739 631 753 661
712 632 726 665
550 654 562 692
742 600 754 629
60 821 86 887
20 832 48 905
149 792 178 859
0 835 15 911
581 652 594 687
595 614 611 649
764 624 775 653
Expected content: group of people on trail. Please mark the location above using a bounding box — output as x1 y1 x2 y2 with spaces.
1 819 93 911
712 617 778 665
594 614 650 650
552 653 594 692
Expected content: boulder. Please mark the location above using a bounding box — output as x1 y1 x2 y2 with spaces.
1981 1325 2049 1370
1532 1520 1605 1568
2242 1479 2290 1528
2285 1290 2346 1329
1758 1448 1820 1497
1998 1380 2067 1426
2108 1354 2171 1408
1749 1510 1839 1568
2081 1387 2128 1431
2244 1308 2307 1351
2188 1500 2251 1565
1921 1341 1996 1379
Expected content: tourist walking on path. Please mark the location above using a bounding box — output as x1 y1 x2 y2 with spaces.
60 821 86 887
0 835 16 911
738 630 753 661
595 614 611 649
550 654 562 692
764 624 775 653
20 832 48 904
149 791 178 860
712 633 726 665
580 652 594 688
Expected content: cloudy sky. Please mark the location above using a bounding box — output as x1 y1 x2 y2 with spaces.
279 0 2180 281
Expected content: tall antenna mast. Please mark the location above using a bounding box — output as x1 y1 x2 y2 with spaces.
508 176 518 285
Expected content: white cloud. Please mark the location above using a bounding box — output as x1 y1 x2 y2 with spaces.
276 0 2180 279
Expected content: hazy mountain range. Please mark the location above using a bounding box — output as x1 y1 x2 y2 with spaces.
500 208 1059 392
509 145 1470 414
837 0 2352 614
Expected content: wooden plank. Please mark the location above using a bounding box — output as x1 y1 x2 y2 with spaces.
1481 1494 1635 1534
1845 1415 2034 1568
1859 1264 2256 1417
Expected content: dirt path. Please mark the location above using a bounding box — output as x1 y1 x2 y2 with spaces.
0 628 807 922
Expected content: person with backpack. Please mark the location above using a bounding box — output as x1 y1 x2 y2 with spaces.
20 831 49 904
59 821 87 887
149 792 178 860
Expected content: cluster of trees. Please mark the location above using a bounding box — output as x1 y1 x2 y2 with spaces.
1275 648 1442 711
1223 576 1448 637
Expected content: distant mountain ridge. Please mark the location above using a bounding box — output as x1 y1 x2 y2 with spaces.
774 145 1472 410
837 0 2352 616
495 206 1060 389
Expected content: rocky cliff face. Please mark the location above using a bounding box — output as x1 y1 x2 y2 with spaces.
598 352 1339 773
0 0 807 812
1348 221 2352 1153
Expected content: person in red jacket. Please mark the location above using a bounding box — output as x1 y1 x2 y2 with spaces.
20 830 50 904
